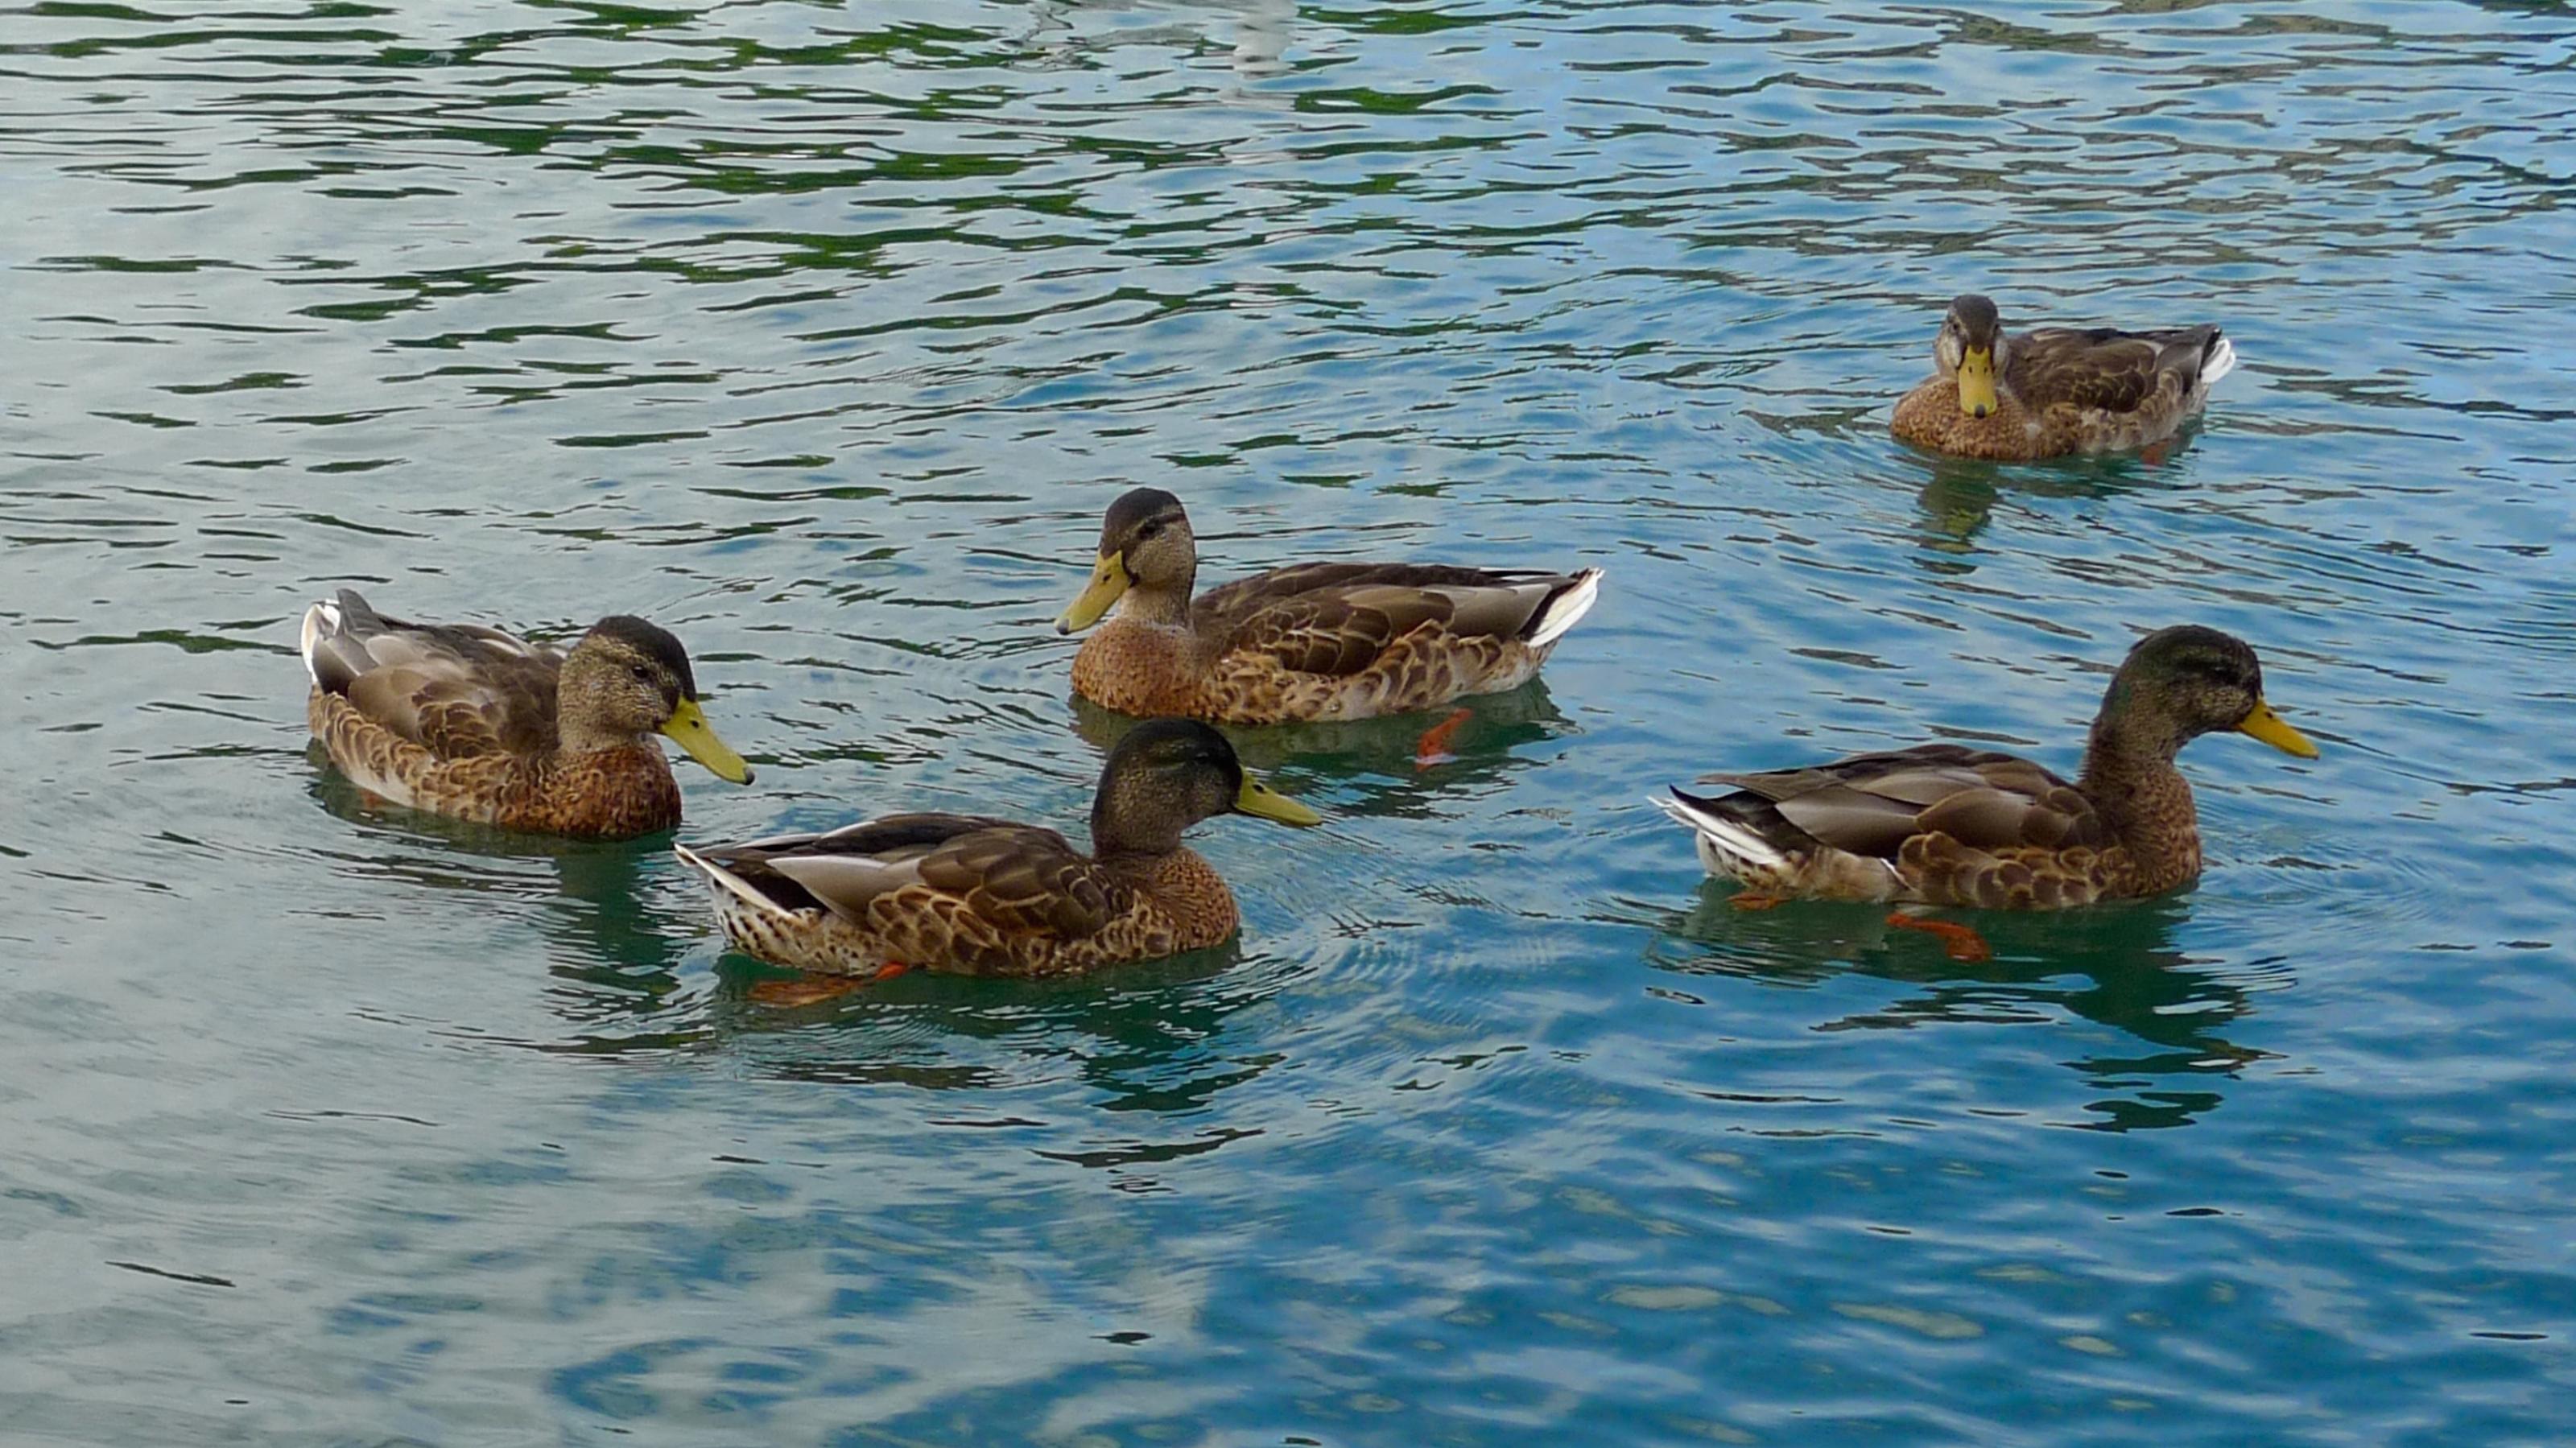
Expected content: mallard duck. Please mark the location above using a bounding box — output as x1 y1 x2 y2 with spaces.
299 588 751 839
1656 625 2319 908
1055 487 1603 724
1890 294 2238 460
675 720 1320 978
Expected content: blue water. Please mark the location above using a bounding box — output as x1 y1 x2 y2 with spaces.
6 0 2575 1442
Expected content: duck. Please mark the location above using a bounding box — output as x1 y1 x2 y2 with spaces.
675 719 1321 978
1055 487 1603 724
1890 294 2239 460
1656 625 2319 908
299 588 751 839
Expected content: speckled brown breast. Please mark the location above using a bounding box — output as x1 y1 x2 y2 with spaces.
1893 382 2066 460
1892 379 2189 461
1071 621 1209 719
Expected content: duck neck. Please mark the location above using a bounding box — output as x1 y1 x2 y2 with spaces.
2076 705 2201 887
556 707 649 757
1090 795 1187 863
1118 571 1195 629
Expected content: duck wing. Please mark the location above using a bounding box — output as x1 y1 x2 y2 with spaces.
1202 563 1593 677
300 588 563 758
2007 324 2226 414
698 815 1124 942
1699 743 2103 860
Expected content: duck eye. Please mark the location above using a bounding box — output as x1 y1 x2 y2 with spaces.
1137 522 1162 541
630 663 654 682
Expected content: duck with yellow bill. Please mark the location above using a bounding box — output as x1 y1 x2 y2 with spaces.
1892 294 2238 461
675 720 1321 978
299 588 751 840
1657 625 2321 908
1056 487 1603 725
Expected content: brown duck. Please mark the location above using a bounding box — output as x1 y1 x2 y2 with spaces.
675 720 1320 977
1890 294 2239 460
1056 487 1603 724
1657 625 2320 908
300 589 751 839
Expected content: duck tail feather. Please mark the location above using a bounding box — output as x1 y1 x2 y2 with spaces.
2199 334 2238 388
1525 567 1603 648
1653 787 1788 874
674 843 800 924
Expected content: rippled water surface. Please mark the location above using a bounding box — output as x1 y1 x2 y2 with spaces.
7 0 2576 1442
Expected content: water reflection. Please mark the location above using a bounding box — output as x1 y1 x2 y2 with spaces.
304 757 602 885
1653 889 2270 1131
700 946 1294 1131
1023 0 1294 79
543 846 694 984
311 755 710 1027
1898 441 2186 567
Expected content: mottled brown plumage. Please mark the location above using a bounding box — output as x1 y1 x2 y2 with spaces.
676 720 1322 978
299 589 751 840
1057 489 1603 724
1658 626 2321 909
1891 294 2238 460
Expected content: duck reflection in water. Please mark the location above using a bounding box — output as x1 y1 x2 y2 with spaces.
703 941 1297 1137
1655 891 2270 1132
308 761 706 1037
1022 0 1293 80
1903 431 2201 569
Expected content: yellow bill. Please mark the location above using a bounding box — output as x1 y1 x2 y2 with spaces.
1234 773 1322 827
661 697 754 783
1055 551 1132 634
2237 698 2319 759
1955 346 1998 419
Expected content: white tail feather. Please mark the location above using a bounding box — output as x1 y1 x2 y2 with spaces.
1526 568 1603 649
298 600 341 685
2199 336 2238 389
1652 790 1787 875
673 844 800 924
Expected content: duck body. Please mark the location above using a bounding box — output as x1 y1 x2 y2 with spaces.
1059 490 1602 725
679 818 1238 978
1891 295 2237 461
299 589 749 840
1664 744 2184 908
1072 560 1600 724
1657 625 2320 910
677 719 1321 978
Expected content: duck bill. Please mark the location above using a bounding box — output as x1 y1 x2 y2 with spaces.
1955 347 1999 419
2237 699 2318 759
1234 774 1322 827
1055 552 1130 634
661 698 754 783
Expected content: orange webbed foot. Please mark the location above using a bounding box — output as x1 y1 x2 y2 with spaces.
1414 708 1472 769
1731 893 1787 912
1886 913 1992 963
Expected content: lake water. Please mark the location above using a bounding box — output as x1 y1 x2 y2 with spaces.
6 1 2574 1442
